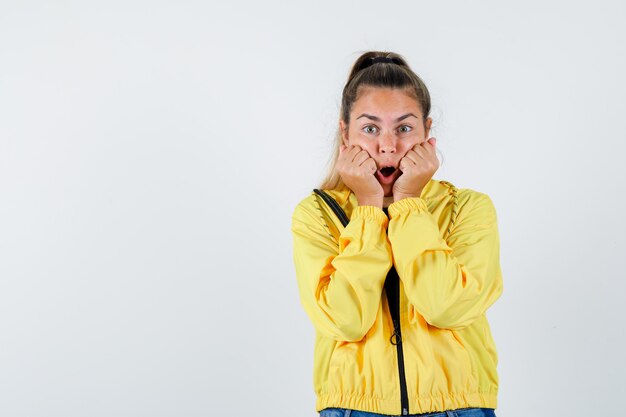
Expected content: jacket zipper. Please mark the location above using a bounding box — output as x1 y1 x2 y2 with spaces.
386 266 409 415
317 198 411 415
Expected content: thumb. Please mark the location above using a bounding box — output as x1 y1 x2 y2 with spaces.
428 137 437 146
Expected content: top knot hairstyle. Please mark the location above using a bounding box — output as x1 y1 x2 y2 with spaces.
318 51 434 191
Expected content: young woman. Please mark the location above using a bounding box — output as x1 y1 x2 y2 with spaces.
291 51 503 417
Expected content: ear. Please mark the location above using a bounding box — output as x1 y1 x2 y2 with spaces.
339 119 349 145
424 117 433 138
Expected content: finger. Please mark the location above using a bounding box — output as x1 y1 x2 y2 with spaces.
421 137 437 152
359 154 378 172
419 139 439 166
414 139 436 157
351 153 376 174
422 142 438 163
352 150 371 166
406 147 426 162
399 156 416 172
346 145 363 161
361 157 377 173
339 144 357 162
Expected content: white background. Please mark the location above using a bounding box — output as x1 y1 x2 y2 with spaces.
1 1 625 416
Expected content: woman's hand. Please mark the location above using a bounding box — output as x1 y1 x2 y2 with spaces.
392 138 438 201
338 144 384 207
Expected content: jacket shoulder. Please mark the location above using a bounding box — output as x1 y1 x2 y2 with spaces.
452 186 498 226
292 190 320 212
291 191 339 246
291 192 326 226
456 186 489 204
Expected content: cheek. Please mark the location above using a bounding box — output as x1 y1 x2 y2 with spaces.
398 142 418 154
350 138 374 153
404 131 424 147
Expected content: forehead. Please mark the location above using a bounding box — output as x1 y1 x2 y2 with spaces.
352 87 422 117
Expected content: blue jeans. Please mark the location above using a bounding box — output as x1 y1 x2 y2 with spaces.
319 407 497 417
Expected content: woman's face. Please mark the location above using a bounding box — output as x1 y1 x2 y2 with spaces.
339 86 432 197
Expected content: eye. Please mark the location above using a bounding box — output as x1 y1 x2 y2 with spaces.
363 125 378 134
398 125 413 133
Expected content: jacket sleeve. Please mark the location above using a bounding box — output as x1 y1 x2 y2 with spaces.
386 192 503 330
291 201 393 342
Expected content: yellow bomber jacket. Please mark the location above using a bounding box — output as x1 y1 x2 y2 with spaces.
290 179 504 415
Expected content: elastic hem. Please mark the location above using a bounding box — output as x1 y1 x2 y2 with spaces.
316 390 497 415
351 205 389 228
387 197 428 218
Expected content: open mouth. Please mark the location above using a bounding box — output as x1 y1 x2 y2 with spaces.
379 166 396 177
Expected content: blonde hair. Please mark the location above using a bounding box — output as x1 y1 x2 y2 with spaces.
318 51 434 190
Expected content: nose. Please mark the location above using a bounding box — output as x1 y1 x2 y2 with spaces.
379 132 396 154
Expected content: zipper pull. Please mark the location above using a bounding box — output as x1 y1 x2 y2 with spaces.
390 319 402 345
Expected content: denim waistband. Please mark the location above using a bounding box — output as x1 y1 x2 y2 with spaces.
319 407 497 417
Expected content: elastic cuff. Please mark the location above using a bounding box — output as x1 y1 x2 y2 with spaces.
351 205 389 228
388 197 428 218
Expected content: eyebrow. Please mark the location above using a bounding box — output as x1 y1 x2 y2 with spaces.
356 113 419 122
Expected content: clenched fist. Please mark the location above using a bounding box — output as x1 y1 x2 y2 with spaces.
393 138 438 201
338 144 384 208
